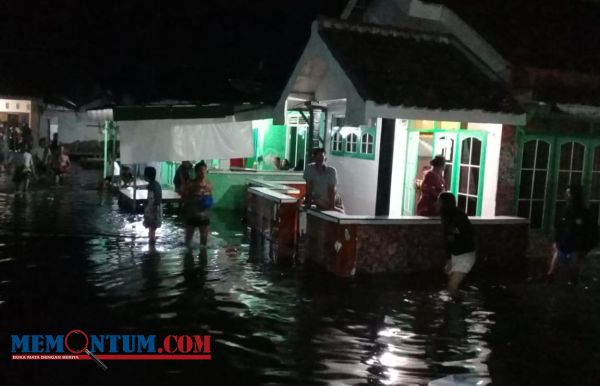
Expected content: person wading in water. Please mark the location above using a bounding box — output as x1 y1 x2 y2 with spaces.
548 185 598 283
438 191 476 297
182 161 214 249
142 166 162 245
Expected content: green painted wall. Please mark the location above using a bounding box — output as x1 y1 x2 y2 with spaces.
262 120 287 169
160 162 177 188
245 119 288 169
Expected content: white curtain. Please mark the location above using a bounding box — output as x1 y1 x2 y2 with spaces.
118 119 254 163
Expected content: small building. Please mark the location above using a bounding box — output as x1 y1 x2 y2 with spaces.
274 17 525 217
388 0 600 237
0 97 34 128
252 3 534 275
0 96 39 150
0 52 103 148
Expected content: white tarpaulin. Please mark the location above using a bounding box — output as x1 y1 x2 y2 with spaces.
118 119 254 163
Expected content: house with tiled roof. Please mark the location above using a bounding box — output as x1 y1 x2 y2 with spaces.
360 0 600 233
274 0 600 236
274 9 525 217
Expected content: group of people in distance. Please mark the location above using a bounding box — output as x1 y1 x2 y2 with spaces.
6 134 71 193
142 161 214 249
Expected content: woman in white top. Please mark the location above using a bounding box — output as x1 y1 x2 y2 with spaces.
13 145 35 192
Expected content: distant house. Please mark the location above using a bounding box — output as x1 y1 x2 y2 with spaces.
0 96 37 131
0 52 105 150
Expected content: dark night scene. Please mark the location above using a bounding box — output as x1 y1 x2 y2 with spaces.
2 0 600 385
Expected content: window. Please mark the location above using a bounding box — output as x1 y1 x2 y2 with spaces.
346 133 358 153
329 125 375 160
457 137 482 216
516 136 600 232
361 133 374 154
288 115 307 125
331 131 343 153
517 140 550 229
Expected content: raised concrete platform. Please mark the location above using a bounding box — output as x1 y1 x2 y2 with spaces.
246 187 300 264
305 210 529 277
247 178 306 199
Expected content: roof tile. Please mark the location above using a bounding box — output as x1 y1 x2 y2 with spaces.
319 19 523 114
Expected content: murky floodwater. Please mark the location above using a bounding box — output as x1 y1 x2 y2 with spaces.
2 165 600 385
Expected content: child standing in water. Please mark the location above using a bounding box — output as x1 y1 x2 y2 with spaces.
53 145 71 185
143 167 162 244
437 192 476 297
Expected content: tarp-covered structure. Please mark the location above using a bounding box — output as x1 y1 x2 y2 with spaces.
114 104 271 164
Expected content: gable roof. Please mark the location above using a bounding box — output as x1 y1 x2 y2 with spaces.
318 18 523 114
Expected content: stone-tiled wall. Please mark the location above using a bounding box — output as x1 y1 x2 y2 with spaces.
306 215 529 276
474 223 529 271
495 125 518 216
355 224 446 273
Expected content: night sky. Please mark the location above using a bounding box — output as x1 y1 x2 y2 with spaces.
0 0 348 105
1 0 599 106
430 0 600 74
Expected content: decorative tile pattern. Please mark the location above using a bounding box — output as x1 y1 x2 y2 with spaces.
495 125 518 215
306 214 529 276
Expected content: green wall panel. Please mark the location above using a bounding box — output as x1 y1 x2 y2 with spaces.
160 162 177 188
245 119 288 170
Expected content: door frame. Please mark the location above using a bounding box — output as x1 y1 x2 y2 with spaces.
402 123 488 216
515 135 554 230
433 130 488 215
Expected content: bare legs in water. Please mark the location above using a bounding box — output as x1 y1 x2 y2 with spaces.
185 224 209 248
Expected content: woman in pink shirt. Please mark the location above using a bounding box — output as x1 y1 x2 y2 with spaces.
416 155 446 216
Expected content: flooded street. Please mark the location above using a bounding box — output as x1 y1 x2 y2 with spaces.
2 165 600 385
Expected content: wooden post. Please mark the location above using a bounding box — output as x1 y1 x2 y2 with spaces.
102 121 109 178
132 164 137 212
111 122 117 167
